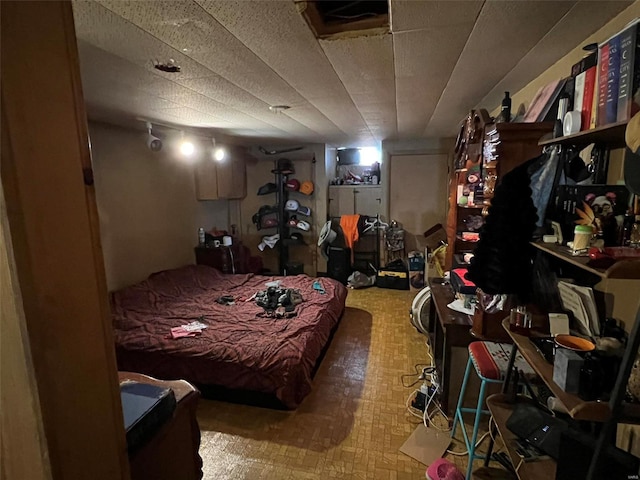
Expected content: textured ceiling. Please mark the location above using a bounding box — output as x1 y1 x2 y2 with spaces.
72 0 633 146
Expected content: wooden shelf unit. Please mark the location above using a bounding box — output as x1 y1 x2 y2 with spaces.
445 112 552 269
538 121 628 149
501 319 640 424
530 242 640 279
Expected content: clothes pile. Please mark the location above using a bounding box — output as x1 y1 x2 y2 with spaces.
254 286 304 318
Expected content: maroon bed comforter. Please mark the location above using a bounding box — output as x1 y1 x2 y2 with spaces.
111 265 347 408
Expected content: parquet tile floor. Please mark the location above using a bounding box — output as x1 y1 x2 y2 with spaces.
197 287 496 479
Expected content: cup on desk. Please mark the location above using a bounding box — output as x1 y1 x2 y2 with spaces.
213 239 221 247
509 306 532 335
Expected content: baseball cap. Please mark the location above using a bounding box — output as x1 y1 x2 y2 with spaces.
285 199 299 211
296 219 311 231
271 158 294 174
296 204 311 216
257 182 277 195
300 180 314 195
286 179 300 191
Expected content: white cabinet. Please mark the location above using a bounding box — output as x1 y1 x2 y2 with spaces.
328 186 382 217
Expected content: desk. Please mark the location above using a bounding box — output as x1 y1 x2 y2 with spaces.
428 278 475 414
119 372 203 480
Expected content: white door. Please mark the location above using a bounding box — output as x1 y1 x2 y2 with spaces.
389 154 449 252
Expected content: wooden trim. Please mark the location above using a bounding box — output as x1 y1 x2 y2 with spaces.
1 171 52 480
1 2 129 479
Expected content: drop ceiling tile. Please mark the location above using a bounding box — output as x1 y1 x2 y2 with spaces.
74 0 333 139
195 0 374 144
391 0 483 33
393 0 483 137
94 0 305 105
320 34 397 140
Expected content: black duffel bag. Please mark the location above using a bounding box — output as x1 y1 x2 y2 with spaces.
376 259 410 290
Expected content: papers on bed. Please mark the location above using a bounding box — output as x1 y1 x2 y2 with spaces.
170 320 208 339
557 281 600 338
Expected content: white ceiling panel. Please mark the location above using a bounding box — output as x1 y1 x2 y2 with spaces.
320 34 397 141
71 0 635 145
393 1 484 137
93 0 351 141
391 0 483 33
195 0 375 145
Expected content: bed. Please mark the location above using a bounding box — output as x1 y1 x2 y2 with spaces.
110 264 347 409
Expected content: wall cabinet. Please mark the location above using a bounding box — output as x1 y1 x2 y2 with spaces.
195 153 246 200
328 185 382 217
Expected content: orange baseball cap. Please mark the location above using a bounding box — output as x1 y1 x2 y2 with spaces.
299 180 314 195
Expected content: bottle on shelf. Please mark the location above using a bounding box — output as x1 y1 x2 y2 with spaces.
620 208 635 246
198 227 206 246
499 91 511 123
630 215 640 248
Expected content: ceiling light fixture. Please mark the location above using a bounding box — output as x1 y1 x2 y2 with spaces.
212 138 226 162
153 58 181 73
145 121 163 152
179 132 195 157
269 105 291 114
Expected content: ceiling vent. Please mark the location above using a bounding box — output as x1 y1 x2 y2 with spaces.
298 1 389 39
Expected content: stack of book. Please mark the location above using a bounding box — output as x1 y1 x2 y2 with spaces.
574 18 640 130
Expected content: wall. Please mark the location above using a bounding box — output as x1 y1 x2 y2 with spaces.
89 122 229 290
239 145 326 276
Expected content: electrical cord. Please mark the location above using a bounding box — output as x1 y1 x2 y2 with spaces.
401 363 435 387
446 415 499 456
405 389 424 419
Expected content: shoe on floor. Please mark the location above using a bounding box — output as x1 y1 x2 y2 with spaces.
426 458 464 480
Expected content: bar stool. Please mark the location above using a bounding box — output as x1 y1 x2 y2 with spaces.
451 341 536 479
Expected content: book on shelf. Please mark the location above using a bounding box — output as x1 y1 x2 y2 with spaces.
606 33 621 125
617 18 640 122
597 41 610 126
590 66 599 129
523 78 566 123
572 51 598 131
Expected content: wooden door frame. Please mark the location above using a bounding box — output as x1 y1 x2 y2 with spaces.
1 2 129 479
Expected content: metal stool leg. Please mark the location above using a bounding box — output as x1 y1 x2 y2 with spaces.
451 356 473 438
466 378 488 480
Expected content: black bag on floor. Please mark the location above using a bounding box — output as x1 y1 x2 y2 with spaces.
376 259 410 290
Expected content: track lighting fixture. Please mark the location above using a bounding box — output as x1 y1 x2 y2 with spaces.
212 138 226 162
146 121 162 152
179 132 195 157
